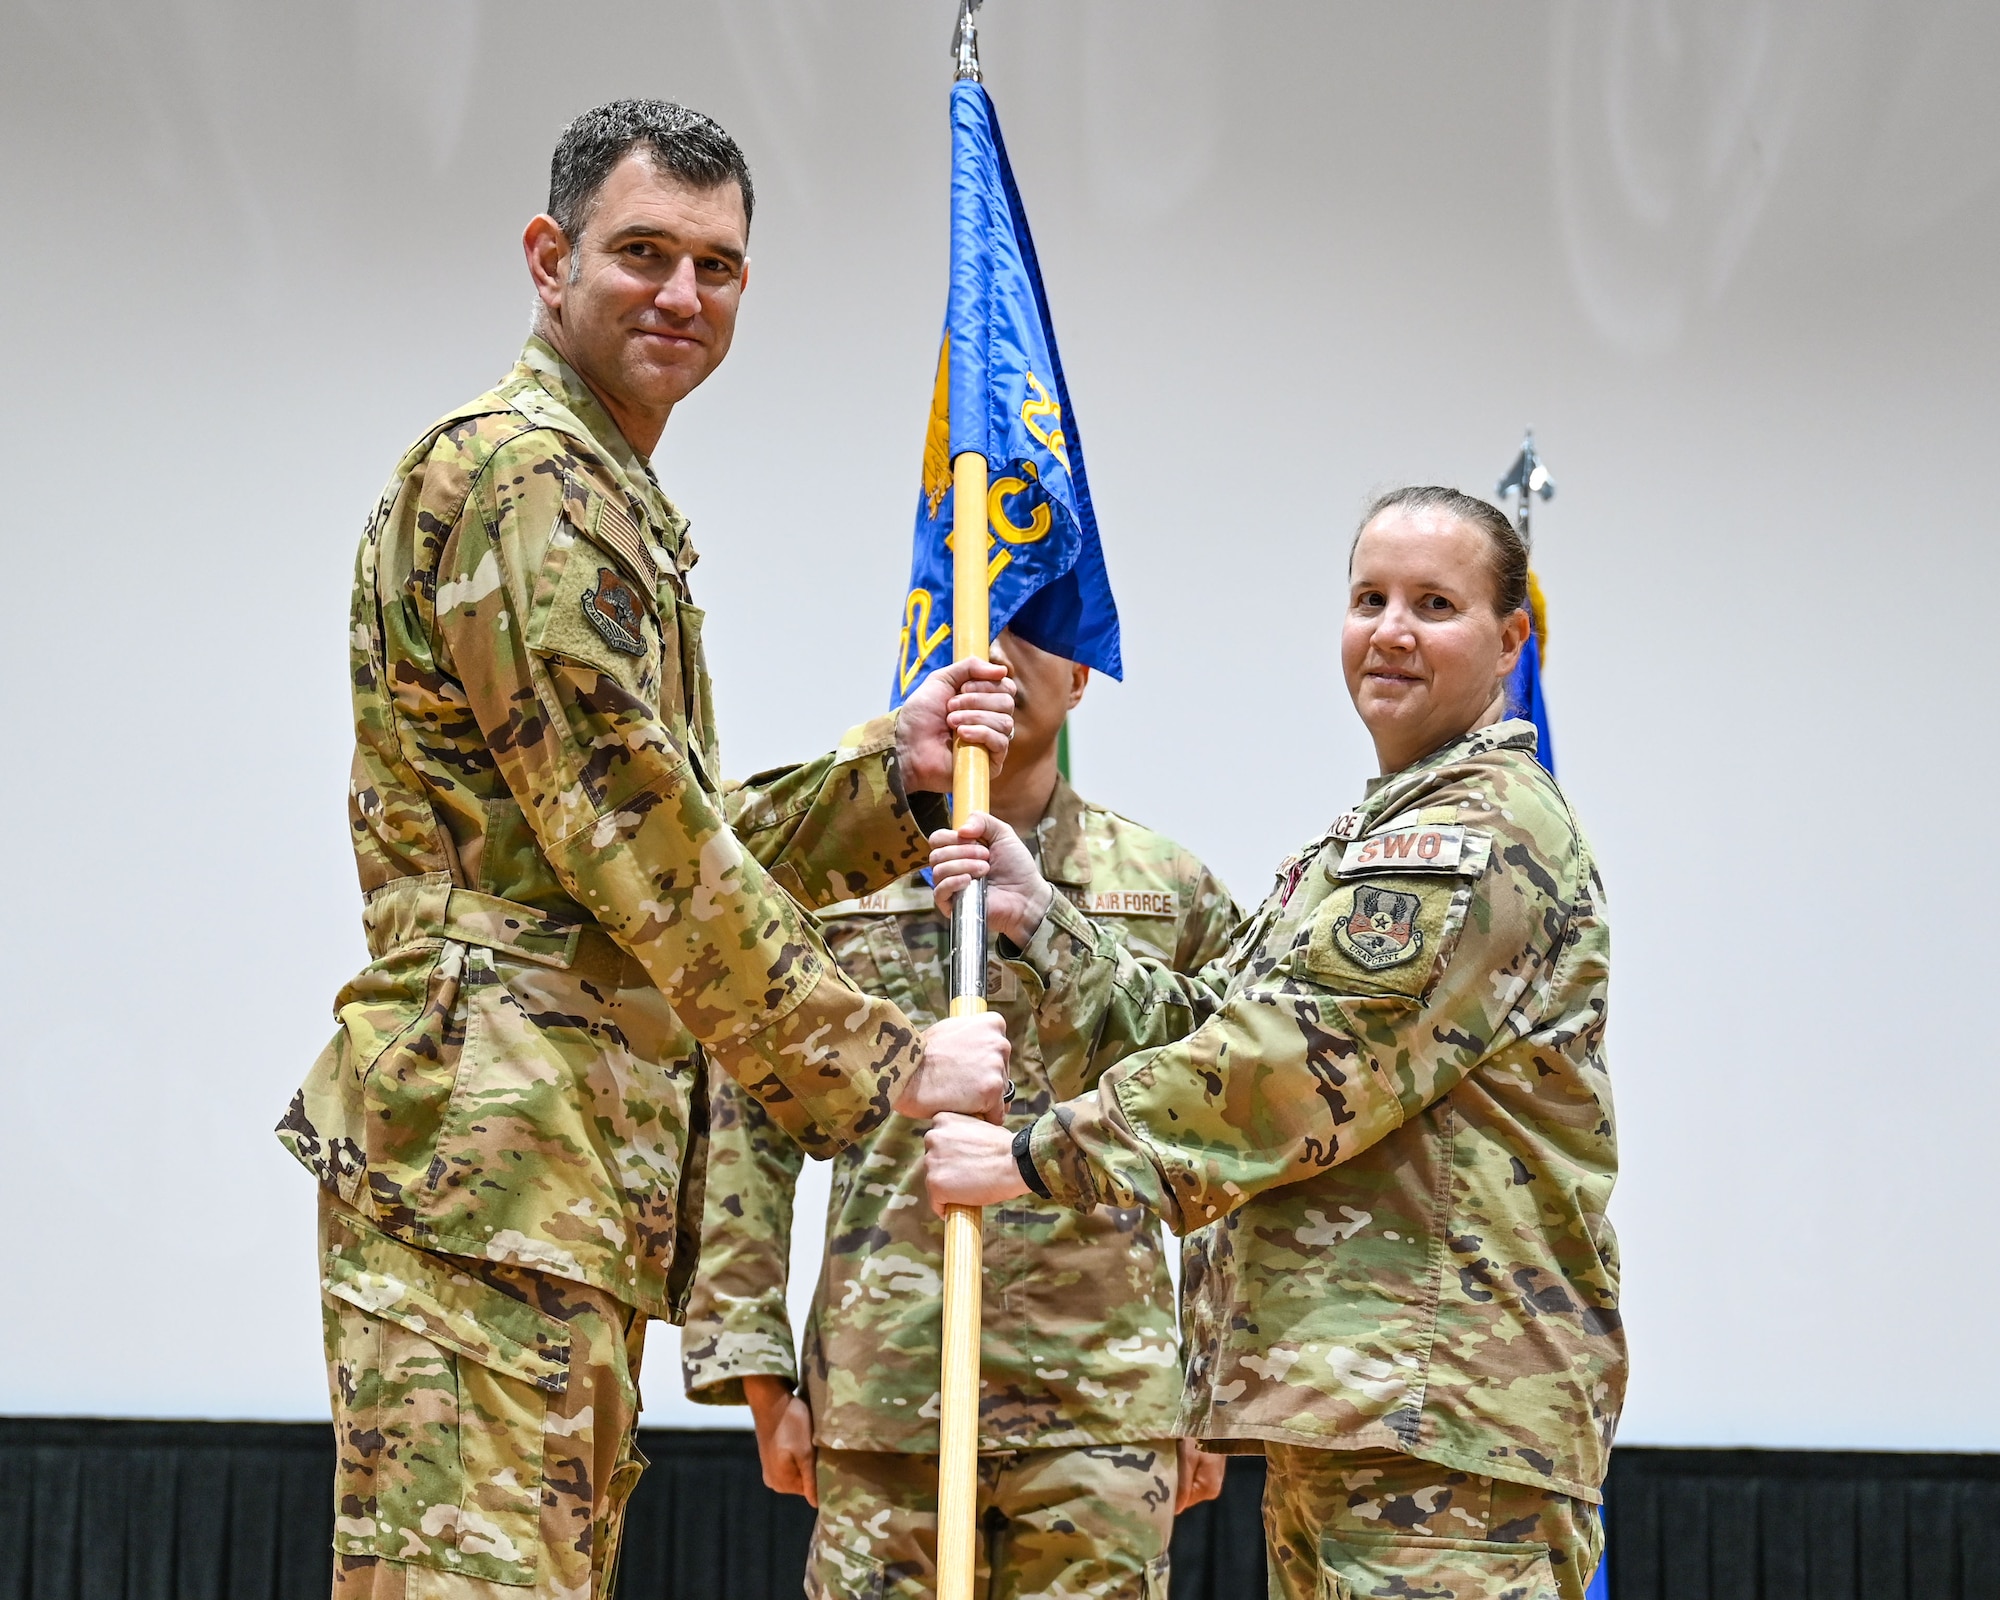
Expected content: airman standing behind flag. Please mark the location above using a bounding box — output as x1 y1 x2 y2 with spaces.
275 100 1016 1600
682 627 1239 1599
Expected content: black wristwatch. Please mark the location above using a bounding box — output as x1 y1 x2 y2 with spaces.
1011 1122 1052 1198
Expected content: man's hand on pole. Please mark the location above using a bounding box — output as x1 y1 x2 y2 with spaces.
928 812 1053 947
897 1014 1011 1123
896 659 1017 794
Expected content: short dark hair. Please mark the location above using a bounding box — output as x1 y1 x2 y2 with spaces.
1352 485 1529 617
547 99 755 247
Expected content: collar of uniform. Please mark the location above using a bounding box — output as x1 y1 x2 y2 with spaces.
1033 772 1093 889
508 338 693 561
1357 717 1540 826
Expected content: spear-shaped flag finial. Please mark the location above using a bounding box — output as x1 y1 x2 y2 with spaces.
953 0 984 82
1496 427 1555 549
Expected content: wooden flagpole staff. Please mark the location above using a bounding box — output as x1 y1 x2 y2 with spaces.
936 444 990 1600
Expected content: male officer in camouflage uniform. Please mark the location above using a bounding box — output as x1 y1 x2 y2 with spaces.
923 494 1623 1600
276 101 1015 1600
680 629 1240 1599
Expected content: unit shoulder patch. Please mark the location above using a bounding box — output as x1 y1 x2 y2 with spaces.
1302 871 1474 1001
1331 884 1425 970
582 567 647 656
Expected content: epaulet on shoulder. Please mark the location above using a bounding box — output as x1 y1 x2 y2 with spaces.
1083 797 1147 834
1086 800 1201 863
1477 743 1577 843
406 394 535 467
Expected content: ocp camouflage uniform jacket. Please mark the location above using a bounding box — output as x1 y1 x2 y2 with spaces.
1011 723 1623 1501
278 338 945 1322
680 777 1240 1452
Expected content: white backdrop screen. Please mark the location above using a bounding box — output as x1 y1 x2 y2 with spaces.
1 0 1995 1448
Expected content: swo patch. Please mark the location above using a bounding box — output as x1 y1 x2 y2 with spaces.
1337 824 1469 875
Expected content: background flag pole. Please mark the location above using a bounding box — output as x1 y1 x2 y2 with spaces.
1496 428 1558 775
938 18 988 1600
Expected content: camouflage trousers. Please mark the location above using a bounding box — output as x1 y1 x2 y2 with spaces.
1261 1445 1602 1600
808 1442 1177 1600
319 1195 649 1600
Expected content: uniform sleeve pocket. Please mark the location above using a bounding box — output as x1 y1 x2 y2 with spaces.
527 511 663 687
1299 831 1492 1003
1300 875 1477 1003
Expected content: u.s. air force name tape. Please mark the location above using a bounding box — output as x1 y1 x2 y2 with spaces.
1086 889 1177 917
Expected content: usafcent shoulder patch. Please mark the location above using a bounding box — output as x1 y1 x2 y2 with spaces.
1332 884 1424 970
582 566 647 655
1303 871 1470 1000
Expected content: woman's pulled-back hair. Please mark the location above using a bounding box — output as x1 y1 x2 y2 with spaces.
1353 485 1529 617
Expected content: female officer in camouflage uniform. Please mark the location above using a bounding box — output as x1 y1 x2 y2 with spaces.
924 489 1623 1600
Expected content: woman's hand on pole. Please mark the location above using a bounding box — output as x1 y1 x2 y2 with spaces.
928 813 1053 946
923 1111 1030 1216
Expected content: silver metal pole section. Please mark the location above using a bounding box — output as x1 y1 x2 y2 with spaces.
949 877 989 1002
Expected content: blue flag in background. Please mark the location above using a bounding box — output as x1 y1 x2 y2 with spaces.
1506 571 1589 1586
889 81 1122 708
1507 573 1556 775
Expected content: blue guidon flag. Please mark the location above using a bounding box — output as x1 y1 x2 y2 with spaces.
888 79 1122 709
1506 572 1555 776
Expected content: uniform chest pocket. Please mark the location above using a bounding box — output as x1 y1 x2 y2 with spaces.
1297 828 1492 1004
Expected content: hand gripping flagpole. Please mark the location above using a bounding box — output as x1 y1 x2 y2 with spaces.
938 17 988 1600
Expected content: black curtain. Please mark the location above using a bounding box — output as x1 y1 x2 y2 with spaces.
1604 1447 2000 1600
5 1419 1998 1600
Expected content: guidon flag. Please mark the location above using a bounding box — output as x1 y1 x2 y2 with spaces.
888 80 1122 709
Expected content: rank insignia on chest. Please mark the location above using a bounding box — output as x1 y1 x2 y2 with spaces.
1332 884 1424 970
582 567 647 655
